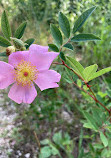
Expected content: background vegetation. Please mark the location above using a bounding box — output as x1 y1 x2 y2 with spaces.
0 0 111 157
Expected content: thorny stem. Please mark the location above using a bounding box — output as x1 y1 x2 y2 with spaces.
56 37 110 114
72 81 95 99
72 81 109 113
62 61 110 113
84 81 97 100
62 60 84 80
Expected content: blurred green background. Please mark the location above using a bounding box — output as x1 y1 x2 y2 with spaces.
1 0 111 158
1 0 111 66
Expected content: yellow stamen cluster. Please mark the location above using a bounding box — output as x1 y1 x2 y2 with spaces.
14 60 38 86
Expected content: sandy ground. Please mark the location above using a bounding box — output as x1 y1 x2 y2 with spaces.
0 92 38 158
0 92 17 158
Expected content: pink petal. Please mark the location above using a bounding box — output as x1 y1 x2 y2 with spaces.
0 61 14 89
8 51 29 67
29 48 59 71
8 83 37 104
34 70 61 91
29 44 49 53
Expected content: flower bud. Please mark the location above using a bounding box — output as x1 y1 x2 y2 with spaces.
10 37 25 50
6 46 16 56
20 46 26 51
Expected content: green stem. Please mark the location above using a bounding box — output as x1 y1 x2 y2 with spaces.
57 37 110 114
59 37 71 52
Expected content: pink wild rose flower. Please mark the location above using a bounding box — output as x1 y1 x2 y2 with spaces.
0 44 61 104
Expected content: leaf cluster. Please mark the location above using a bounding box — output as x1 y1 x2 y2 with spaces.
0 11 35 56
39 131 74 158
49 6 111 82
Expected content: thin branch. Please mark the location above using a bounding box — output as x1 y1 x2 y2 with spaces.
58 37 110 114
52 62 63 65
59 37 71 52
33 131 41 152
84 81 97 100
62 60 84 81
61 59 109 113
72 82 109 113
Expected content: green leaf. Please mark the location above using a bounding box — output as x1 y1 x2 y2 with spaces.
66 56 85 79
79 128 83 151
58 12 70 38
63 43 73 50
88 67 111 82
78 132 85 158
59 52 66 61
39 146 52 158
101 148 108 157
83 122 95 130
77 79 82 87
100 132 108 147
65 67 77 81
25 38 35 49
14 21 27 39
48 44 59 52
83 111 99 131
73 6 96 33
1 11 11 40
93 143 104 149
53 132 65 150
53 131 62 145
83 64 98 82
0 36 11 47
50 144 62 157
71 34 101 42
50 24 63 46
78 147 84 158
40 139 50 145
64 75 73 84
89 143 95 152
64 67 77 83
83 85 88 91
63 69 73 84
92 108 102 127
0 52 6 57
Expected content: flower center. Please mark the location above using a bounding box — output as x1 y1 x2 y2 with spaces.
24 72 28 77
14 60 38 86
